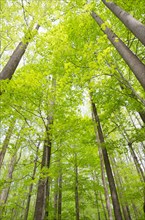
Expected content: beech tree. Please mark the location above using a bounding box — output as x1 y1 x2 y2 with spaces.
0 1 145 220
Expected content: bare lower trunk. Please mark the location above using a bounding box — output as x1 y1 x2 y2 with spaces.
24 144 39 220
0 122 15 169
53 180 58 220
0 154 17 204
97 143 113 220
74 154 80 220
34 116 52 220
128 142 145 181
90 96 123 220
102 0 145 46
99 192 108 220
91 12 145 90
34 142 51 220
58 173 62 220
111 157 132 220
139 111 145 124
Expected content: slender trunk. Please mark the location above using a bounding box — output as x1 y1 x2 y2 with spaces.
91 12 145 90
132 203 139 219
24 144 39 220
128 142 145 182
92 171 108 220
102 0 145 46
0 149 21 219
116 67 145 107
58 173 62 220
0 24 40 81
97 143 113 220
111 157 132 220
99 192 108 220
74 154 80 220
0 122 15 169
90 97 123 220
53 180 58 220
139 111 145 124
0 154 17 204
94 190 101 220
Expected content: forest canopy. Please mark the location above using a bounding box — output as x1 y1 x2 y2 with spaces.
0 0 145 220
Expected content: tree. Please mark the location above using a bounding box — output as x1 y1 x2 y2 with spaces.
91 11 145 90
0 1 145 219
101 0 145 46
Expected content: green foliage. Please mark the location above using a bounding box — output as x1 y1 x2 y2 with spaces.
0 0 145 219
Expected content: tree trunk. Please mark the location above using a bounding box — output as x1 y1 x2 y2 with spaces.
58 173 62 220
0 24 40 81
139 111 145 124
95 139 113 220
91 12 145 90
53 179 58 220
92 172 107 220
0 154 17 204
74 154 80 220
102 0 145 46
99 192 108 220
0 122 15 169
111 157 132 220
128 142 145 182
24 144 39 220
90 96 123 220
34 117 52 220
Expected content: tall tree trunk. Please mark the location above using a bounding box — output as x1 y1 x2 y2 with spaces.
34 117 52 220
24 144 39 220
0 150 21 219
111 157 132 220
91 12 145 90
139 111 145 124
94 138 113 220
92 172 107 220
99 192 108 220
0 24 40 81
0 154 17 204
74 153 80 220
90 96 123 220
102 0 145 46
53 179 58 220
127 142 145 182
58 173 62 220
0 121 15 169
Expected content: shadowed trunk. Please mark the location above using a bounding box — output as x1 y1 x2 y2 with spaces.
58 172 62 220
90 95 123 220
111 157 132 220
74 153 80 220
0 122 15 169
91 12 145 90
34 117 52 220
24 144 39 220
102 0 145 46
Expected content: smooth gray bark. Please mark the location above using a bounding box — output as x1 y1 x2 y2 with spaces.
0 24 40 81
91 12 145 90
102 0 145 46
91 96 123 220
0 122 15 169
24 144 39 220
